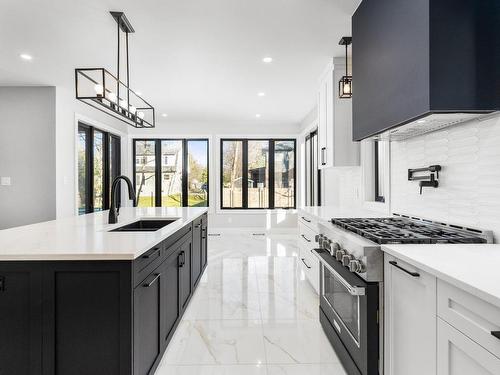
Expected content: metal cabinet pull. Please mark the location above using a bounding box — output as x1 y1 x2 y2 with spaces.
301 234 311 242
301 258 311 269
491 331 500 340
301 216 311 223
389 261 420 277
321 147 327 165
194 223 201 228
142 247 160 259
0 276 5 292
179 251 186 267
143 273 161 287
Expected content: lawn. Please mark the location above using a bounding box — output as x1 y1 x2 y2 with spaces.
137 193 207 207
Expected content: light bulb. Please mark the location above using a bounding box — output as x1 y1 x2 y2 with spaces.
107 92 117 103
94 84 104 97
137 111 145 119
129 105 136 114
344 83 351 94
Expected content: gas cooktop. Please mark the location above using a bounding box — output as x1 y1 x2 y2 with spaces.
331 215 491 245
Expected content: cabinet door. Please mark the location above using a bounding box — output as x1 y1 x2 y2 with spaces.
384 255 437 375
437 318 500 375
318 80 328 168
0 264 42 375
134 270 162 375
201 215 208 269
191 220 202 286
161 249 181 347
179 239 193 311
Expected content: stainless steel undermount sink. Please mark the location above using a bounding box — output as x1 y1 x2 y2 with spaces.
109 219 177 232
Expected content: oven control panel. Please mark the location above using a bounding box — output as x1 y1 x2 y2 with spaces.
315 234 366 273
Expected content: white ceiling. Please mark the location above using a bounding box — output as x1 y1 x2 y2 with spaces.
0 0 360 127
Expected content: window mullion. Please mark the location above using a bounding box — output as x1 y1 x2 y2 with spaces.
155 139 162 207
242 140 249 208
269 140 275 209
182 139 188 207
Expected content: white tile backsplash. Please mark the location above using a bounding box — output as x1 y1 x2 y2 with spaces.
391 115 500 242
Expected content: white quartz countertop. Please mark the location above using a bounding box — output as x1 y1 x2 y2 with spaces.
382 244 500 309
298 205 387 223
0 207 208 261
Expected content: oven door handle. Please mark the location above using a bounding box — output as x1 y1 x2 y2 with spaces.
312 250 366 296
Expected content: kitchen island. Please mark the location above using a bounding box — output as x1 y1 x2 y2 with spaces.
0 207 208 375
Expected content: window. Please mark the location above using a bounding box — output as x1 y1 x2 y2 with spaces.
77 123 121 215
221 139 296 209
374 140 385 202
133 139 209 207
304 130 321 206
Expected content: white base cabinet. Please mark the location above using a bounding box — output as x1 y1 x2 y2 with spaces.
385 253 500 375
384 254 437 375
437 318 500 375
298 214 319 293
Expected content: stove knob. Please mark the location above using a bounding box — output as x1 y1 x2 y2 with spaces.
349 259 361 272
324 239 332 251
315 234 322 243
335 249 346 261
331 242 340 252
342 254 353 267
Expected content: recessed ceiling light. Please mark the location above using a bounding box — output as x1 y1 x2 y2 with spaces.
20 53 33 61
257 92 266 97
262 57 273 63
161 113 168 117
417 119 426 124
255 114 261 118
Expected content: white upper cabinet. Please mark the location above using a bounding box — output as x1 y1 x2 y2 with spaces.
317 59 360 169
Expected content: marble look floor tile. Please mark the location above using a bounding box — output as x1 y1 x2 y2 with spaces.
266 363 347 375
259 291 318 321
156 364 268 375
262 320 341 364
162 320 266 365
183 286 261 320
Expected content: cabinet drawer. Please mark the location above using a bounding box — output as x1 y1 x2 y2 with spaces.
300 246 319 293
438 280 500 359
298 223 317 252
134 244 163 286
298 213 318 232
438 318 500 374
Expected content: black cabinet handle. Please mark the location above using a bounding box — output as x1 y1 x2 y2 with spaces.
142 247 160 259
143 273 161 287
0 276 5 292
194 223 201 228
389 261 420 277
301 234 311 242
301 258 311 269
301 216 311 223
179 251 185 267
491 331 500 340
321 147 326 165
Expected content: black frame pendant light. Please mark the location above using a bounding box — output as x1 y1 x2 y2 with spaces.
338 36 353 99
75 12 155 128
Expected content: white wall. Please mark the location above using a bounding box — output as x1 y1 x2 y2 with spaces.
129 120 300 230
391 115 500 241
55 86 129 218
0 87 56 229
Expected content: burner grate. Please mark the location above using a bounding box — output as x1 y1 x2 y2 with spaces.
331 217 488 245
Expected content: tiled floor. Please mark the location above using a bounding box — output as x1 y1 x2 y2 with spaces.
156 232 347 375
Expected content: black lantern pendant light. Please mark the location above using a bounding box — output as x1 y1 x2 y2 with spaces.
338 36 352 99
75 12 155 128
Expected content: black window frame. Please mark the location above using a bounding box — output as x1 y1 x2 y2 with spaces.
374 140 385 203
77 122 121 214
220 138 297 210
132 138 210 207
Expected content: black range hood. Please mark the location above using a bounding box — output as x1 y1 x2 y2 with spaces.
352 0 500 141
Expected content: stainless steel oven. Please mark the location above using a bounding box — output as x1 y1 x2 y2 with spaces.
314 249 379 375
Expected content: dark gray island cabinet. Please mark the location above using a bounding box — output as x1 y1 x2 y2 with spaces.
0 213 208 375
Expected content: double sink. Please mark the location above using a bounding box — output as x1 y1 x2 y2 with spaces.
109 219 178 232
